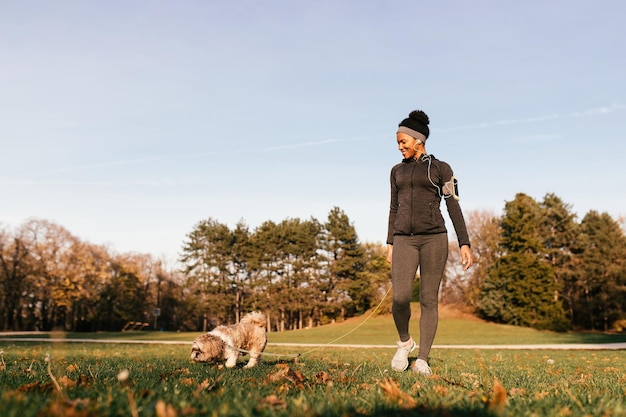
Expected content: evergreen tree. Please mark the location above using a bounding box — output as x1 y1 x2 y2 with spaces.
571 211 626 330
539 193 579 323
322 207 370 317
248 217 322 331
246 219 280 329
478 193 569 331
360 242 393 315
97 254 151 331
0 228 33 330
272 217 322 330
179 218 234 322
230 221 251 322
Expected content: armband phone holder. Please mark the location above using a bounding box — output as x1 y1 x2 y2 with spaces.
443 176 460 200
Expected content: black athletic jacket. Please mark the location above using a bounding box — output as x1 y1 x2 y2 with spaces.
386 154 470 247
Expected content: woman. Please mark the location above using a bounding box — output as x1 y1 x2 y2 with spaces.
386 109 473 375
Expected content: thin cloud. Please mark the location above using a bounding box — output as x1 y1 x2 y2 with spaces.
439 103 622 132
32 156 176 175
570 104 621 116
0 177 205 187
511 133 562 144
261 137 365 151
24 137 366 177
30 152 222 176
0 178 117 186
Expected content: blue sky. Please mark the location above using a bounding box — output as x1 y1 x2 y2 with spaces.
2 1 625 265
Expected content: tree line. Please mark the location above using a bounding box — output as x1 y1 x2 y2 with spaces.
1 194 624 333
0 208 390 332
474 193 626 331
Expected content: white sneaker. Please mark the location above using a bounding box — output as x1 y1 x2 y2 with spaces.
391 338 416 371
411 359 432 375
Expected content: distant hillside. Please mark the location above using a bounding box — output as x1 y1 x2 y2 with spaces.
267 303 626 346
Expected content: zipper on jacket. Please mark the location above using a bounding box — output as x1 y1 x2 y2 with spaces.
410 161 417 235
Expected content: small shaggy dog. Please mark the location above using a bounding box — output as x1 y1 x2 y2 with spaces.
190 311 267 368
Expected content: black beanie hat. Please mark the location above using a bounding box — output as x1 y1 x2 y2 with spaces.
398 110 430 140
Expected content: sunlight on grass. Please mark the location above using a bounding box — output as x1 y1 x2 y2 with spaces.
1 304 624 417
0 342 624 417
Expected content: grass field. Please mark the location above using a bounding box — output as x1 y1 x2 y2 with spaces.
1 307 625 417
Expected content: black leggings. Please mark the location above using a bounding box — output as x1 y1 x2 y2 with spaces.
391 233 448 361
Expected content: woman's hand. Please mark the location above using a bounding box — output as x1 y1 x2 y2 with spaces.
461 245 474 270
386 244 393 264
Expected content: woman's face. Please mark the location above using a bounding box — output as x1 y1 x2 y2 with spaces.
396 132 420 159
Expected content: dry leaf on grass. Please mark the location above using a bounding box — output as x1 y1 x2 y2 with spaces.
268 364 305 387
508 387 527 397
17 381 53 393
259 394 287 410
179 378 194 387
378 378 417 409
315 371 331 384
196 374 224 393
43 398 91 417
156 400 178 417
488 377 507 413
57 376 77 389
66 364 79 373
433 385 448 396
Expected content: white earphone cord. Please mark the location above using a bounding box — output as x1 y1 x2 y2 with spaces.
421 153 452 200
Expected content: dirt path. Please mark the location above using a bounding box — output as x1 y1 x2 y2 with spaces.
270 342 626 350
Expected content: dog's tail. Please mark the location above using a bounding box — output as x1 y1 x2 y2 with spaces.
240 311 267 329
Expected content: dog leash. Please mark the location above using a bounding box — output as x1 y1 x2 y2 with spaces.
225 283 393 360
